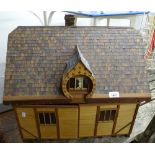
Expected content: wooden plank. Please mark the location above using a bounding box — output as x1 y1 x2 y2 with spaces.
21 129 37 139
58 107 78 139
36 108 55 112
78 106 80 138
112 105 120 135
94 106 100 136
79 105 97 137
34 108 41 139
128 104 139 136
97 122 114 136
114 122 132 135
40 125 57 139
55 108 60 139
21 126 38 138
100 105 117 109
89 93 151 98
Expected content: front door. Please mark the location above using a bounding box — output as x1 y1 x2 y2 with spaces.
37 108 58 139
96 105 118 136
58 106 78 139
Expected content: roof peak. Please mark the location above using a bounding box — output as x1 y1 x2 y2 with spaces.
63 45 93 76
74 45 82 59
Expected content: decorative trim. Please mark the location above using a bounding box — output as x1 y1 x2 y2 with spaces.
55 108 60 139
94 106 100 136
112 105 120 135
34 108 41 139
128 104 140 136
20 126 38 138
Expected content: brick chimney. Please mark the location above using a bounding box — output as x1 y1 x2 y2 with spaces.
64 14 75 26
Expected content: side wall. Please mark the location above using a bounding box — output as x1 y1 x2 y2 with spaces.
15 103 138 140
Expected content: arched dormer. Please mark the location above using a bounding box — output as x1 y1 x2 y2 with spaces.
62 45 96 99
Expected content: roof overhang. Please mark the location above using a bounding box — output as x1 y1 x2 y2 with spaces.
3 93 151 105
86 93 151 104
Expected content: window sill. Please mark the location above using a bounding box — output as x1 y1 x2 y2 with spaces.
40 124 56 126
69 88 87 91
69 90 88 95
98 120 114 123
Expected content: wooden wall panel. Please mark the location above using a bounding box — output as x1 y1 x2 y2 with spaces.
22 130 35 139
116 125 131 135
16 108 38 139
97 122 113 136
40 126 57 139
79 106 97 137
58 107 78 139
114 104 137 135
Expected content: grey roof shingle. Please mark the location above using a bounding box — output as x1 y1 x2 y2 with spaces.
4 26 150 96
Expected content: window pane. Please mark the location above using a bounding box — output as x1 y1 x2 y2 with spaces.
70 78 75 88
105 110 110 121
110 110 116 121
76 77 83 88
39 113 44 124
50 113 56 124
109 19 130 27
99 111 105 121
44 113 50 124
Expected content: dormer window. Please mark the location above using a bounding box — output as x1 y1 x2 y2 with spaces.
62 45 96 99
69 76 89 90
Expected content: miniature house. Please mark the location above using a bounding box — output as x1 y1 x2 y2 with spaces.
3 16 151 141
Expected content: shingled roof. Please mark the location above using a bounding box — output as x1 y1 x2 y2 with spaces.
4 26 149 97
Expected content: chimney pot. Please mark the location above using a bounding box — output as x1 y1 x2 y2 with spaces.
65 14 75 26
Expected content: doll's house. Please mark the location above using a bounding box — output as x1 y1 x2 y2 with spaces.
3 15 151 141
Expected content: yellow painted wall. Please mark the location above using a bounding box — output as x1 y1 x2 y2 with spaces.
97 122 114 136
79 106 97 137
114 104 137 135
15 103 138 140
58 107 78 139
39 126 57 139
16 108 38 139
